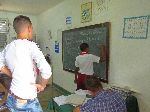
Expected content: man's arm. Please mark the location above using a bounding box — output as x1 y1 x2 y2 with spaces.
74 67 79 83
31 43 52 92
73 106 80 112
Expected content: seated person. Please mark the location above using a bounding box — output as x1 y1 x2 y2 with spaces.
73 76 127 112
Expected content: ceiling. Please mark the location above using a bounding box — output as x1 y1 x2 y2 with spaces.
0 0 64 15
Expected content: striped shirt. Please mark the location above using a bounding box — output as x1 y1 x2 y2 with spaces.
81 90 126 112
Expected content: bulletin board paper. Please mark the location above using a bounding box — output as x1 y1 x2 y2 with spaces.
123 16 149 39
81 2 92 23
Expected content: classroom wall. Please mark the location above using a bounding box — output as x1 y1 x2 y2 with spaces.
0 11 37 51
37 0 150 112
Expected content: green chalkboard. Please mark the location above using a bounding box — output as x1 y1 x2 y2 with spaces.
62 23 109 83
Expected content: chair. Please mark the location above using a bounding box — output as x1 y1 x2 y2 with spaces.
126 95 139 112
0 73 12 111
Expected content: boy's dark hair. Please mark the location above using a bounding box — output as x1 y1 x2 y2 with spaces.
85 76 102 92
80 43 89 51
13 15 32 34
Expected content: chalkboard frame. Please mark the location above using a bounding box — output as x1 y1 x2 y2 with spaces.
62 22 110 83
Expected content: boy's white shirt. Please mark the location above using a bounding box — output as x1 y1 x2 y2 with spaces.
0 39 52 99
75 54 100 75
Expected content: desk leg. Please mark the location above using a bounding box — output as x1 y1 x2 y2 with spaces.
52 98 56 112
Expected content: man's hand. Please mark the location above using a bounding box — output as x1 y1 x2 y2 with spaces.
32 77 49 93
32 83 45 93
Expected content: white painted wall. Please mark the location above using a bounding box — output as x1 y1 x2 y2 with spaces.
38 0 150 111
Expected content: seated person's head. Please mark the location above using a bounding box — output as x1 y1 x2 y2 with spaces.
85 76 103 96
13 15 33 40
80 43 89 52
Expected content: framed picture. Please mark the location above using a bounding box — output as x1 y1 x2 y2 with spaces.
123 15 149 39
81 2 92 23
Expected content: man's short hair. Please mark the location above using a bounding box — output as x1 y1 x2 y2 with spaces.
80 43 89 51
13 15 32 34
85 76 102 92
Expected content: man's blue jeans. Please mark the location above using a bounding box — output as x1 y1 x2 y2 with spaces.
6 94 43 112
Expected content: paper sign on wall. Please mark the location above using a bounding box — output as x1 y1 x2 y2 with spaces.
123 15 149 39
55 41 59 53
66 16 72 25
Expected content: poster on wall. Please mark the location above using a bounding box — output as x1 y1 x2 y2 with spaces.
66 16 72 25
123 15 149 39
66 16 72 28
54 41 59 53
81 2 92 23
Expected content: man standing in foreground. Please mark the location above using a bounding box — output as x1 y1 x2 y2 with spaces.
0 15 52 112
73 76 127 112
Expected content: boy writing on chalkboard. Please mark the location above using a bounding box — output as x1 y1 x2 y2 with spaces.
74 43 106 90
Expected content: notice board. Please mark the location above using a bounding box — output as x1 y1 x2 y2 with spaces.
62 22 110 83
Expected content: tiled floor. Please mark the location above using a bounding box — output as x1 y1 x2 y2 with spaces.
38 84 63 112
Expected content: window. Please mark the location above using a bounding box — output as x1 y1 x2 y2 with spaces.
0 19 9 33
0 18 9 49
0 34 7 48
